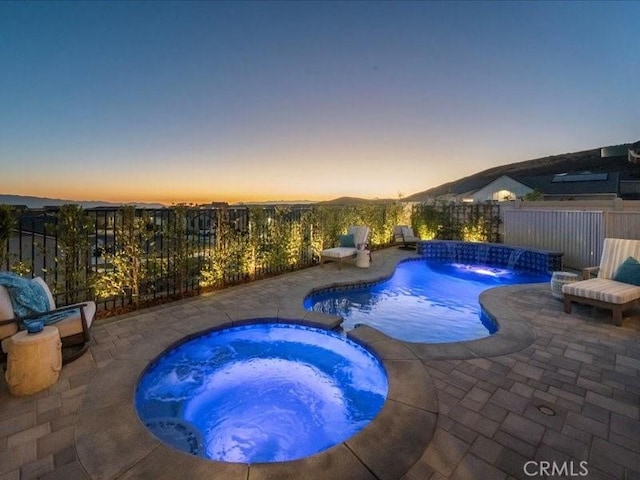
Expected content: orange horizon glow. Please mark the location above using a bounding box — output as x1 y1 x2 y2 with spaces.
2 3 637 209
1 184 391 206
3 145 465 205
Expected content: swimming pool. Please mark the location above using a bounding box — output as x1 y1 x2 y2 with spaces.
304 259 550 343
135 323 388 464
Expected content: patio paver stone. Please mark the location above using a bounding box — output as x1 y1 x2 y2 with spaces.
0 247 638 479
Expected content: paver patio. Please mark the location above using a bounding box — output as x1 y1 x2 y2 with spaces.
1 247 639 480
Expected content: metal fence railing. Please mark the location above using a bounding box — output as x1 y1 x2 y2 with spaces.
1 204 407 315
18 200 640 312
411 203 502 243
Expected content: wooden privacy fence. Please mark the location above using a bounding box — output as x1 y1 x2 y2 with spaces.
503 210 640 269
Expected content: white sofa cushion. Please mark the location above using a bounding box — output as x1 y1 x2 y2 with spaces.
55 301 96 338
401 227 419 241
320 247 357 259
0 286 18 341
598 239 640 280
0 285 14 321
348 226 370 249
33 277 56 309
563 278 640 305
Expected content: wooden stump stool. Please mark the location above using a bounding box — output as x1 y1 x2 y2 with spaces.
5 326 62 396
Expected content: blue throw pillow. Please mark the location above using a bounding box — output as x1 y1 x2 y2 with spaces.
339 234 355 248
613 257 640 286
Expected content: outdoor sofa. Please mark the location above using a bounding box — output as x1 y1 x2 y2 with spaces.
320 226 370 269
0 276 96 363
393 225 420 249
563 238 640 326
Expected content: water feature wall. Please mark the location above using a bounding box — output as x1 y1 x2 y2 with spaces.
417 240 563 274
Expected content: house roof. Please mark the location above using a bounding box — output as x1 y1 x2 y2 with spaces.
515 172 621 196
404 143 639 201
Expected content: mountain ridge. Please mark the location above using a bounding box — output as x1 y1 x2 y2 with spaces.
315 196 397 205
0 194 165 209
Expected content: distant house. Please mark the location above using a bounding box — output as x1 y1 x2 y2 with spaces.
444 144 640 203
629 141 640 164
404 141 640 204
516 171 620 201
454 171 623 203
460 175 533 203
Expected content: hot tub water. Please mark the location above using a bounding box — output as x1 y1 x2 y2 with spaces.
135 323 388 464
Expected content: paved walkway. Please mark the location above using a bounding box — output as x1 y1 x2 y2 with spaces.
1 247 639 480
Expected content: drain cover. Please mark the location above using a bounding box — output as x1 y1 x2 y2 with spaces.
537 405 556 416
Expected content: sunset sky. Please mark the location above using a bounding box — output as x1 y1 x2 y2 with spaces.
1 1 638 205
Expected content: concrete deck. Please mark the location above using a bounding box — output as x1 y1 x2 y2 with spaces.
1 247 639 480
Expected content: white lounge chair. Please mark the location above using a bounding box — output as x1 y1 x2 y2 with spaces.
393 225 420 249
320 226 370 269
1 277 96 363
563 238 640 326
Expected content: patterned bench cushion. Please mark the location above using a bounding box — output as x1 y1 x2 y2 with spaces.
563 278 640 304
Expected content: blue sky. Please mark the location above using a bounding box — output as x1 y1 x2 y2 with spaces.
1 1 638 204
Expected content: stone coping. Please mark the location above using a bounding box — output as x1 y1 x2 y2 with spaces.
75 311 438 480
76 250 542 479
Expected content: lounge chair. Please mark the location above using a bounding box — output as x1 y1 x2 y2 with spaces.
320 226 371 269
393 225 420 249
563 238 640 326
1 276 96 363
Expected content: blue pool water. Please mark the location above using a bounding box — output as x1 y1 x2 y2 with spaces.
135 323 388 464
304 260 550 343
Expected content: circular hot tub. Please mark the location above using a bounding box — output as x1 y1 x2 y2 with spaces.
135 322 388 464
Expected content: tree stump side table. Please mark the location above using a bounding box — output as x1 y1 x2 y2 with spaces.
356 249 371 268
5 326 62 396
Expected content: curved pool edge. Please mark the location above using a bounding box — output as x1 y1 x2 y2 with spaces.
394 283 540 361
75 312 437 480
304 255 541 361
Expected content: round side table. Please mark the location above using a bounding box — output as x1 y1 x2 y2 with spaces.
550 271 579 300
356 249 371 268
5 326 62 396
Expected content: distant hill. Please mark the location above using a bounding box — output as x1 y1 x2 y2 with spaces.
0 194 165 209
233 200 316 206
404 143 638 201
316 196 398 205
